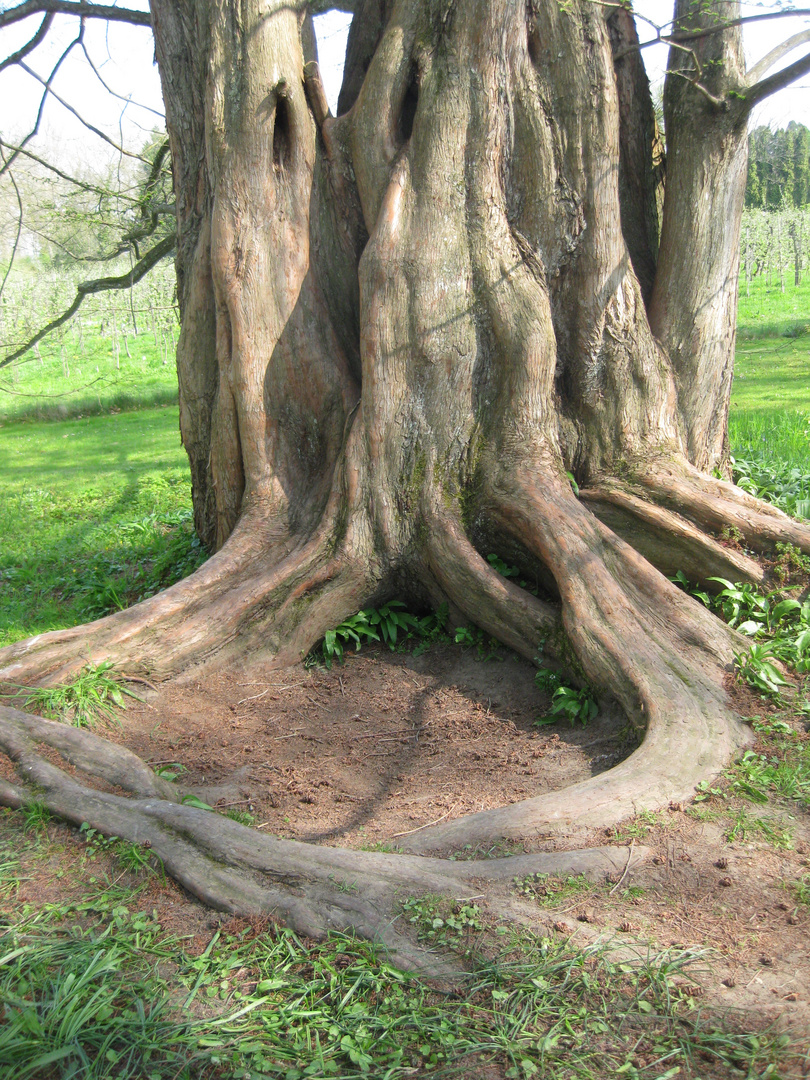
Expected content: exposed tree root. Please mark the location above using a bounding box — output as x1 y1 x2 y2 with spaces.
396 465 751 855
0 504 375 687
424 512 561 663
579 481 765 588
635 457 810 555
0 705 646 973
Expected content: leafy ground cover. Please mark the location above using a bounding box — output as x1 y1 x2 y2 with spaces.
0 810 797 1080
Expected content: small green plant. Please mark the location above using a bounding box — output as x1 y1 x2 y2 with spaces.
793 874 810 906
22 800 51 834
535 684 598 727
724 808 793 849
486 553 539 595
669 569 711 606
401 895 484 950
694 779 725 803
79 824 157 874
734 643 789 697
225 808 256 827
709 578 770 634
512 873 595 905
364 600 421 647
180 794 214 811
11 662 140 727
312 601 449 667
534 666 563 695
153 762 187 781
320 610 380 667
773 541 810 583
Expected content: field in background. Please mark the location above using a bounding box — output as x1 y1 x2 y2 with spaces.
0 408 202 647
0 260 178 424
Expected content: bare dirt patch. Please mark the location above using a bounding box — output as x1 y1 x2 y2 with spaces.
119 644 630 848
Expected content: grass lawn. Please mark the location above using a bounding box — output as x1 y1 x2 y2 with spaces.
0 407 203 647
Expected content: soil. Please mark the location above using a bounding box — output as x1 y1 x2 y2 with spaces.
121 643 630 847
4 642 810 1068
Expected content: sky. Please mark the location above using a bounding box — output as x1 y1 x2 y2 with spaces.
0 1 807 169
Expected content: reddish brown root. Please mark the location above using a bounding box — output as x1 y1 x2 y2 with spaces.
579 480 765 588
0 502 376 687
0 705 645 972
424 511 561 662
635 457 810 555
399 466 751 855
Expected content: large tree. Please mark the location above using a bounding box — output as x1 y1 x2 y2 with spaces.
2 0 810 962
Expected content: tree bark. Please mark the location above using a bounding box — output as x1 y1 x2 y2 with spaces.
3 0 810 950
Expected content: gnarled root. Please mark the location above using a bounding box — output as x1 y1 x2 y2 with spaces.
0 705 645 973
579 480 764 588
634 456 810 555
0 498 376 687
401 465 751 854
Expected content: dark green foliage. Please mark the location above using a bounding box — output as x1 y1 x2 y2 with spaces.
746 123 810 209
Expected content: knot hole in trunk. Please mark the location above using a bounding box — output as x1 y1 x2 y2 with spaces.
273 89 291 169
397 65 419 145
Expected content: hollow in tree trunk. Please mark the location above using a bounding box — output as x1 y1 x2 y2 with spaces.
2 0 809 957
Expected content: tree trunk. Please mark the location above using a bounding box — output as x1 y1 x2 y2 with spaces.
2 0 809 952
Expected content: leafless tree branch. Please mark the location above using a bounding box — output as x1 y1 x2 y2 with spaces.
744 47 810 109
0 138 141 203
79 41 165 120
746 28 810 84
615 8 810 62
0 27 83 179
0 2 151 29
18 61 151 162
0 11 52 73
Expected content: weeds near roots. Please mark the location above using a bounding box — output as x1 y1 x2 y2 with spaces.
8 662 140 727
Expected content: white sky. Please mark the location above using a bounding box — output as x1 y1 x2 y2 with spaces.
0 2 807 169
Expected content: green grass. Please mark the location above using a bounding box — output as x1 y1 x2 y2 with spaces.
736 272 810 340
8 662 141 728
731 272 810 469
0 407 204 647
0 814 794 1080
1 263 179 424
0 329 179 423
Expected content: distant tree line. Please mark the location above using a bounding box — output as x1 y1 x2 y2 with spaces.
746 122 810 210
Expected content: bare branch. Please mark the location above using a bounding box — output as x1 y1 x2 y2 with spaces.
0 2 151 29
0 138 141 203
615 8 810 62
0 234 176 368
668 9 810 48
0 28 82 178
0 11 52 73
744 47 810 109
19 61 151 162
746 28 810 84
79 41 164 120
